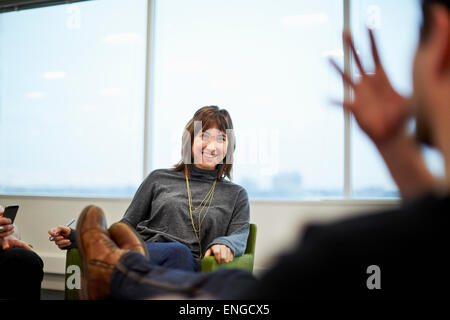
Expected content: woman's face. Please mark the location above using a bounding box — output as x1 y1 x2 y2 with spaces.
192 125 228 170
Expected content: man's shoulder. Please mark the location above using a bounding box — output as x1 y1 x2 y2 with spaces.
302 192 450 249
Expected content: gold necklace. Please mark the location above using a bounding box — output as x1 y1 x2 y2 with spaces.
186 175 217 257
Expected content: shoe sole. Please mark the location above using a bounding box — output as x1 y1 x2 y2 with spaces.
75 205 102 300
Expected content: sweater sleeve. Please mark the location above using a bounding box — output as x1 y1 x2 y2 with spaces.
207 188 250 257
120 171 156 228
62 228 77 250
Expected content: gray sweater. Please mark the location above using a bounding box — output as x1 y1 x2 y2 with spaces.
120 165 250 265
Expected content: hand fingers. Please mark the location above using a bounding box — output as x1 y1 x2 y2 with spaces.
0 217 12 225
204 248 212 257
48 226 70 240
343 30 365 75
221 247 229 263
329 58 355 88
212 246 223 263
218 246 232 264
0 230 15 239
20 242 33 251
0 223 14 232
2 238 10 250
48 226 65 235
209 245 234 264
368 28 381 67
224 247 234 263
49 235 66 242
216 247 225 264
56 239 71 248
8 239 32 251
0 205 4 214
58 226 71 237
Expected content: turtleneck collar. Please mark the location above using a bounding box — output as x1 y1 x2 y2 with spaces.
189 164 219 180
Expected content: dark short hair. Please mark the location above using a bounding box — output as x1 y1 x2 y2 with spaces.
420 0 450 41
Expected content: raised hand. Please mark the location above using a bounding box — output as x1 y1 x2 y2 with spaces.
330 29 410 146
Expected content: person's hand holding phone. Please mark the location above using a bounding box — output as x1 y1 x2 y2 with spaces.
0 205 15 240
0 205 31 251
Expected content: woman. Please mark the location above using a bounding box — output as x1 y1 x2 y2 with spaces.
49 106 250 271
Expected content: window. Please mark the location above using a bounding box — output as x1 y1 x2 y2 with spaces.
0 0 148 197
152 0 344 199
1 0 440 200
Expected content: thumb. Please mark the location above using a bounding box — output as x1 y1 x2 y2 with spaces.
2 238 9 250
59 226 71 237
204 248 212 257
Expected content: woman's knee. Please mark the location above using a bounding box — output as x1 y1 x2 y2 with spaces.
167 242 193 259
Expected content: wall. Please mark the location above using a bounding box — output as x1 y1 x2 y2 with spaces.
0 195 399 289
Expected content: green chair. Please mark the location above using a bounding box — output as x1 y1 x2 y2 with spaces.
64 223 257 300
201 223 257 273
64 247 83 300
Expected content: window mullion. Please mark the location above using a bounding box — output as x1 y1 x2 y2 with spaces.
343 0 352 199
143 0 157 179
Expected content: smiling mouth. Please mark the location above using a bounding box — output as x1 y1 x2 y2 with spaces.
203 153 218 159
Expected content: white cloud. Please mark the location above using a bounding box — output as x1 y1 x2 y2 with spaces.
281 13 329 28
99 88 124 97
26 91 45 99
164 58 211 73
43 71 66 79
103 33 143 45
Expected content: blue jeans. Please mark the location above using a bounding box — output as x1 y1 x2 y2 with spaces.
146 242 199 272
110 251 258 300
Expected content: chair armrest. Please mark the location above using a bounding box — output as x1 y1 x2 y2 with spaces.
65 248 82 300
201 253 254 273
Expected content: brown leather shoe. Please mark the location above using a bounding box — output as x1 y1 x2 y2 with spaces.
76 205 127 300
108 222 149 258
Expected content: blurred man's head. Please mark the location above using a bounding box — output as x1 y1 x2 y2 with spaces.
413 0 450 146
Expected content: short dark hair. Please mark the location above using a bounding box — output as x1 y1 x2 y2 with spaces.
420 0 450 41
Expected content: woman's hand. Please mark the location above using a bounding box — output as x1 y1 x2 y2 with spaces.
48 226 72 250
330 29 410 147
205 244 234 264
0 206 15 240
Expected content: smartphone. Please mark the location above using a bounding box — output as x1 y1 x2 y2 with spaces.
2 205 19 224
